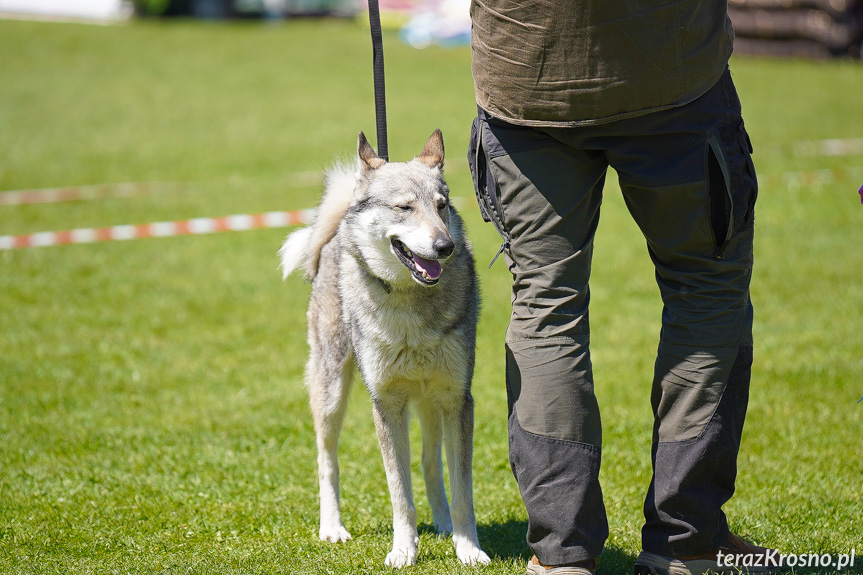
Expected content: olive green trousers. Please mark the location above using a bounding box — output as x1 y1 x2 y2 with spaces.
469 68 758 564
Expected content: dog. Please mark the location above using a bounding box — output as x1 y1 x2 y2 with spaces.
279 130 490 568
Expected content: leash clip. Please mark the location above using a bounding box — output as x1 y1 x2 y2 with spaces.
488 241 509 269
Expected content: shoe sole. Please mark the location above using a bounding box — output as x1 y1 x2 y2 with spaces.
634 551 752 575
634 551 783 575
526 562 595 575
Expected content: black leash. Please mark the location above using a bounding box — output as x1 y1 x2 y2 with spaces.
367 0 389 161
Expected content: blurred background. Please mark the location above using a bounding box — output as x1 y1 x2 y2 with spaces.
1 2 861 574
1 0 862 57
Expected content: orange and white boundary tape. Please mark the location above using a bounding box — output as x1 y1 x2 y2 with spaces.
0 210 313 250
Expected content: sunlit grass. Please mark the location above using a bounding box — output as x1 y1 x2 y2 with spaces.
1 17 861 575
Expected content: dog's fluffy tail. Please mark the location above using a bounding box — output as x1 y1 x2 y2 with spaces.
279 163 357 281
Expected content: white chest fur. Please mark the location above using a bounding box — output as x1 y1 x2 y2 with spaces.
345 285 469 401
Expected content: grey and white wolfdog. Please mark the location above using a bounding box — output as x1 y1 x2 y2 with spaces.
279 130 489 567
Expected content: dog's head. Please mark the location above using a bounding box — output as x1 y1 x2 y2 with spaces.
348 130 458 288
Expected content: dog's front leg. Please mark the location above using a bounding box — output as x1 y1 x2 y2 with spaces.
372 397 418 568
442 391 491 565
416 401 453 535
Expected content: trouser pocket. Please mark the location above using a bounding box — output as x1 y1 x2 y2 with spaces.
468 114 511 264
737 123 758 226
705 120 758 259
706 136 734 258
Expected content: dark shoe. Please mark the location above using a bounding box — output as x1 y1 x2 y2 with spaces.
634 532 780 575
526 555 597 575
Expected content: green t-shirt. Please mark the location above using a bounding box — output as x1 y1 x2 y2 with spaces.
470 0 734 126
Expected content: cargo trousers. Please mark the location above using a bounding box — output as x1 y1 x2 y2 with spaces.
468 68 757 564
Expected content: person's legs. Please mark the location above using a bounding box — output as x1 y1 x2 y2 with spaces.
471 110 610 565
601 68 758 558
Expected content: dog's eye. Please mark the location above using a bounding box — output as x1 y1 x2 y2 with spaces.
437 201 448 211
396 205 413 211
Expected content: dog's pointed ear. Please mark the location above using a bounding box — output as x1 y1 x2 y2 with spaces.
416 129 444 169
358 131 386 171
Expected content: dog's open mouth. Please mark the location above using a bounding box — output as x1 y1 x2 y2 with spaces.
391 239 442 285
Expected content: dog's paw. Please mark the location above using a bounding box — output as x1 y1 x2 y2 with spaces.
319 524 352 543
384 548 418 568
454 538 491 566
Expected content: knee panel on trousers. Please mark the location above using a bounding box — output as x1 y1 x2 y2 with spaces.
506 336 602 446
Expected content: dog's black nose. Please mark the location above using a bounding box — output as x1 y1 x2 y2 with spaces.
434 237 455 259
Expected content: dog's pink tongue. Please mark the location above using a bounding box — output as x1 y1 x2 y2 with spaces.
413 255 442 279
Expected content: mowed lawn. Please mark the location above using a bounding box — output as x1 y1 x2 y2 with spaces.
1 17 861 575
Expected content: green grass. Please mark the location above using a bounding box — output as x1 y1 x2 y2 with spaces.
1 18 861 575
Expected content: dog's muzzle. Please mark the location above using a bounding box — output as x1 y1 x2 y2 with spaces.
391 239 447 286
